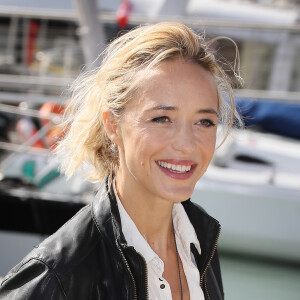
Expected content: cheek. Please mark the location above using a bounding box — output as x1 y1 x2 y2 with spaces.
121 127 151 161
131 130 166 169
209 133 217 151
133 127 166 150
200 132 217 158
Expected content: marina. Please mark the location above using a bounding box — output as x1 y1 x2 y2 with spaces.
0 0 299 298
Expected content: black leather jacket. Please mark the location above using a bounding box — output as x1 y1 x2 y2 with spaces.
0 179 224 300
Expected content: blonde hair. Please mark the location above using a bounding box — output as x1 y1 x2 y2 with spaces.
56 22 242 181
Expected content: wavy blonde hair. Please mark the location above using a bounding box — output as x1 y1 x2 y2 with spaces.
56 22 242 181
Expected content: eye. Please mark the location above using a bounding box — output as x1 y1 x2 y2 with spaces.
151 116 171 123
198 119 216 128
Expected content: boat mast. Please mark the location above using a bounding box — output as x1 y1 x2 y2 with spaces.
73 0 106 67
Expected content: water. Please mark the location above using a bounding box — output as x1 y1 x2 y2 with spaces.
220 254 300 300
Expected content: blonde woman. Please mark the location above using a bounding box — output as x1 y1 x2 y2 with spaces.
0 22 241 300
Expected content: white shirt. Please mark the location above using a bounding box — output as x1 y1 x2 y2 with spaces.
113 181 205 300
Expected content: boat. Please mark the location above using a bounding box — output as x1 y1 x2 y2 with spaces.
0 101 96 276
192 100 300 262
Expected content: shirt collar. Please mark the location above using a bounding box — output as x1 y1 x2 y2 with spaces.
173 202 201 259
113 179 201 264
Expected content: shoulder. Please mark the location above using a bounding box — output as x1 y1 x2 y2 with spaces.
33 204 97 272
0 204 101 299
0 256 69 299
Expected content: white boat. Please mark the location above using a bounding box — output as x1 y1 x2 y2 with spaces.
192 129 300 262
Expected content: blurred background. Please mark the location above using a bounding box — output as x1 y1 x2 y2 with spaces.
0 1 299 299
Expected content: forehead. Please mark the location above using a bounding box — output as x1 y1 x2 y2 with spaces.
128 59 218 111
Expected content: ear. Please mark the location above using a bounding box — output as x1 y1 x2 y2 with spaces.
102 109 121 145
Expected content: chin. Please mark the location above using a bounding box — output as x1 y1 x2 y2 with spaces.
162 187 195 203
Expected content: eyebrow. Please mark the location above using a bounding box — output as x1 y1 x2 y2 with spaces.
147 105 178 112
146 105 218 115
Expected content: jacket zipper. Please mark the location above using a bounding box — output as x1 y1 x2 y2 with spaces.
117 243 138 300
136 251 149 300
204 276 211 300
200 225 221 300
116 225 220 300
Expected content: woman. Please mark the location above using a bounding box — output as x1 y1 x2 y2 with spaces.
0 22 241 300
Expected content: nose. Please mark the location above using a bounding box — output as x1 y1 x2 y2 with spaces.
172 123 197 154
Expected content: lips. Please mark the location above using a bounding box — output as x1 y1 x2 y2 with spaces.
157 160 192 173
156 159 196 180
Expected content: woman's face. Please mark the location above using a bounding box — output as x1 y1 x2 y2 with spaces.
113 59 218 203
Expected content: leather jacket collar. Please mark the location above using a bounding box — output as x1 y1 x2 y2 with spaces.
91 177 221 279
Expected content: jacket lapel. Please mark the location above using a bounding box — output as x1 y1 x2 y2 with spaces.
182 199 221 274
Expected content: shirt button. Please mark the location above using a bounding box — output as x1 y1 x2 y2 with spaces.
160 284 165 289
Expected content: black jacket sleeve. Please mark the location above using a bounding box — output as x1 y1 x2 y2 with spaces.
0 258 68 300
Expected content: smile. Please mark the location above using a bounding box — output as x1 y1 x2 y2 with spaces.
157 161 192 173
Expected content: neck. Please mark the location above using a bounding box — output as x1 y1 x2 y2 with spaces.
115 172 175 256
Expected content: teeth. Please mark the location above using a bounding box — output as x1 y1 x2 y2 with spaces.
157 161 192 173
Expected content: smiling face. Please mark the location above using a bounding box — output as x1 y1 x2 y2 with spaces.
109 59 218 205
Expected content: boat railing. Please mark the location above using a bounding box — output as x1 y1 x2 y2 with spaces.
0 103 61 172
